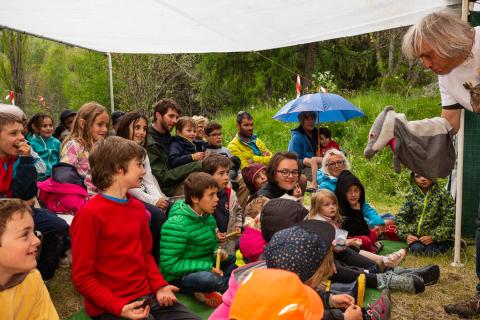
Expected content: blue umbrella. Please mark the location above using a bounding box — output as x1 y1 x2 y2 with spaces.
273 93 364 123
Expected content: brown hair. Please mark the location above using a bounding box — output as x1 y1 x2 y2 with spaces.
0 199 32 243
0 112 23 132
154 98 182 121
116 112 148 148
244 196 270 219
184 172 219 206
205 121 222 136
305 248 335 287
89 136 146 190
266 152 301 183
175 116 195 134
202 153 231 175
63 102 108 151
308 189 342 227
27 113 54 136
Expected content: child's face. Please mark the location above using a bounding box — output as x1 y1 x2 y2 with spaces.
130 118 147 145
179 125 196 142
319 134 331 147
91 112 109 142
253 169 267 190
319 198 337 218
206 129 223 147
0 212 40 276
212 166 230 189
0 122 25 158
414 174 432 190
38 117 54 139
292 183 302 198
120 157 145 189
196 124 206 139
193 186 219 214
346 185 361 207
64 115 76 131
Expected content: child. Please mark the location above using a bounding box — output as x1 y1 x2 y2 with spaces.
116 112 169 264
26 113 61 181
0 199 59 320
335 170 382 253
241 163 267 195
202 153 243 256
160 172 237 308
169 117 206 168
192 115 209 141
319 127 341 157
71 136 198 320
61 101 110 195
53 109 76 141
308 189 406 270
397 172 455 255
0 112 69 281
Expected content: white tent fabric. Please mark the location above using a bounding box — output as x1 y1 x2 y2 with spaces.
1 0 460 54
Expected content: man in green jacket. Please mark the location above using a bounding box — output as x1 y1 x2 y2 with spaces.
147 99 201 196
159 173 237 307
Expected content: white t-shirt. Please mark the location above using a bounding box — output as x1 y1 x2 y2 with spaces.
439 26 480 113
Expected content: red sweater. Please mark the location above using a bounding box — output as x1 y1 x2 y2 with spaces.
70 194 168 317
319 140 340 157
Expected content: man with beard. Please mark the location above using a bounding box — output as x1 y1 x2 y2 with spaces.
147 99 202 196
228 111 272 170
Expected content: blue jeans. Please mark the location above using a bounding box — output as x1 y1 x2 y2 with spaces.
92 293 200 320
409 240 453 256
33 208 69 280
143 202 167 265
171 255 237 294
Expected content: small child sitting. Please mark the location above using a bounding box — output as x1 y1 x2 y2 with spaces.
397 172 455 255
239 196 270 262
0 199 59 320
169 117 206 168
202 153 243 256
335 170 382 253
319 127 341 157
160 172 238 308
71 137 198 319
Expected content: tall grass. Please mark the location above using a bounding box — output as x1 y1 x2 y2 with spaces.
217 89 442 211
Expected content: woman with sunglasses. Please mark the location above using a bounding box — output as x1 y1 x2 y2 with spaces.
256 152 303 199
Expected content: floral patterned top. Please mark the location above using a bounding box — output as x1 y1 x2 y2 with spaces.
60 140 98 195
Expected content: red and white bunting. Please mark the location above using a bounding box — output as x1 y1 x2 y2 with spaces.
5 91 15 105
39 95 46 107
296 75 301 98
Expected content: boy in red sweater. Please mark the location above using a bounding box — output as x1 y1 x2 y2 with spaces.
71 136 199 320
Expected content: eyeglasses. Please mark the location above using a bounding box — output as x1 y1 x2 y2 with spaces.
327 160 346 167
276 170 300 177
209 132 222 137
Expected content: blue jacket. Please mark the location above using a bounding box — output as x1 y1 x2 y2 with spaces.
287 126 318 163
27 134 61 180
316 170 337 192
168 136 205 168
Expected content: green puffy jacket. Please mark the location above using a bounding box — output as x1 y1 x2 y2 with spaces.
396 180 455 242
159 200 218 281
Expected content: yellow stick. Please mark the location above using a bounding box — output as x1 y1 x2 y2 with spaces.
225 231 240 239
215 248 221 270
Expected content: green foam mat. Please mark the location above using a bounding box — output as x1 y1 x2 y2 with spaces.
379 240 407 255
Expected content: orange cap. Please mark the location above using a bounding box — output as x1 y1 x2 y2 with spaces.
229 269 324 320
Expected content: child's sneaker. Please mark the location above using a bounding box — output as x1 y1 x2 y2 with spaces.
393 264 440 286
193 291 223 308
444 293 480 318
366 289 391 320
376 271 424 294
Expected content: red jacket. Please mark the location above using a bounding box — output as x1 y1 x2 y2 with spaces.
70 194 167 317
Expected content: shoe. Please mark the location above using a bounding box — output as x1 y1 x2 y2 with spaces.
193 291 223 308
383 249 406 268
376 271 424 294
366 289 391 320
444 293 480 318
393 264 440 286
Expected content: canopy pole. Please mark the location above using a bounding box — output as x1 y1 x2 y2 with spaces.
451 0 469 267
107 52 115 113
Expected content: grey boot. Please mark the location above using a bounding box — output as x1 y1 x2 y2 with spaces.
393 264 440 286
376 271 425 294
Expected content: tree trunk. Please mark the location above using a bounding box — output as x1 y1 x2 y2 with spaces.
304 42 317 88
387 31 396 76
6 31 27 108
372 32 385 77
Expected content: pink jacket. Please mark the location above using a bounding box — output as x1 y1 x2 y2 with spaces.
239 227 267 262
38 178 89 214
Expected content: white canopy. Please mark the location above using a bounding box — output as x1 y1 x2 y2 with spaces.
1 0 460 54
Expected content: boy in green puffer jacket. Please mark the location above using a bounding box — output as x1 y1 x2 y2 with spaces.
397 172 455 255
159 172 237 308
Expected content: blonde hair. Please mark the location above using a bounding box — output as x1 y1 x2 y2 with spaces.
305 248 335 287
63 102 108 151
321 149 350 176
244 196 270 219
308 190 342 227
192 115 209 127
402 10 474 60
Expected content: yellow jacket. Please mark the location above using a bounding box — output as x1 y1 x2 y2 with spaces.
0 269 59 320
228 134 272 169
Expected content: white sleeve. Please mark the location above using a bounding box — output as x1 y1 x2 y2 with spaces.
129 155 166 206
438 77 458 107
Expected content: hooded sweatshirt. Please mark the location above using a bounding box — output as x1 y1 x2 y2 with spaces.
335 170 370 237
287 126 318 162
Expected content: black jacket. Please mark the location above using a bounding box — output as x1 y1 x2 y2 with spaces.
168 136 205 168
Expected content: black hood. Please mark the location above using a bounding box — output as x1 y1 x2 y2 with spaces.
335 170 365 215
